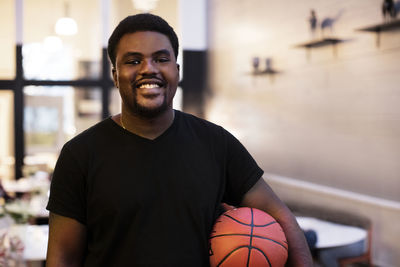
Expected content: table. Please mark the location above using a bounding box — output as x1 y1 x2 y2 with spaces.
296 216 367 249
7 224 48 261
2 217 368 260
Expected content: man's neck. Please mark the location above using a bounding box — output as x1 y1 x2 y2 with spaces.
113 108 175 140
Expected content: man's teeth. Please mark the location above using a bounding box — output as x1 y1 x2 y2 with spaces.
139 84 160 89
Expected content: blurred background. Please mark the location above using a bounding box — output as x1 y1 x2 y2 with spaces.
0 0 399 266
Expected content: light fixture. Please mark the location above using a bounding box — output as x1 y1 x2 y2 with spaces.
55 2 78 36
132 0 160 12
43 36 63 52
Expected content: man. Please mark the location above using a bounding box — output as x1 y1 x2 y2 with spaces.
46 13 313 266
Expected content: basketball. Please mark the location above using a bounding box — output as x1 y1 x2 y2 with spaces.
209 207 288 267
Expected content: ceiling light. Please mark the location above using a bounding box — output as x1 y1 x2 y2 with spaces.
132 0 159 12
55 2 78 36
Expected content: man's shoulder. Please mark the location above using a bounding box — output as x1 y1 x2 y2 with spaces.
177 110 223 132
175 110 237 147
64 117 115 148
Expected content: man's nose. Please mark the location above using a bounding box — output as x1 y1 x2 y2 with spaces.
139 59 157 74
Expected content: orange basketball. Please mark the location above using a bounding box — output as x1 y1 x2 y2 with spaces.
209 207 288 267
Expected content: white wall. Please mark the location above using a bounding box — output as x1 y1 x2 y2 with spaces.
0 91 14 180
0 0 15 78
207 0 400 266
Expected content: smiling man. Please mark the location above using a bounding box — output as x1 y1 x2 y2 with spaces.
46 14 313 267
114 31 179 121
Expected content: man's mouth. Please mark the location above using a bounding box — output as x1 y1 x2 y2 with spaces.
138 83 161 89
134 80 166 98
134 79 165 90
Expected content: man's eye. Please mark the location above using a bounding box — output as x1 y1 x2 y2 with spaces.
126 60 140 65
155 57 170 63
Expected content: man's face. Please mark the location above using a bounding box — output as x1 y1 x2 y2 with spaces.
113 31 179 118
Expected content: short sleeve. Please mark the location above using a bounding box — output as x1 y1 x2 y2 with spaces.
46 144 87 224
222 130 264 206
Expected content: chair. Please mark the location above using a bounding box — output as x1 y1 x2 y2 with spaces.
338 222 372 266
285 202 373 267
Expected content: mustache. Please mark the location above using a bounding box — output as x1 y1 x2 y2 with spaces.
131 74 165 88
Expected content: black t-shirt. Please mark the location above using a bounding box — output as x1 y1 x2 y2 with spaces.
47 110 263 266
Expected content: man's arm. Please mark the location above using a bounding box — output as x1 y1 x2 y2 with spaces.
46 212 87 267
240 178 313 267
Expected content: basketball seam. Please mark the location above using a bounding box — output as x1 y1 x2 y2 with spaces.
251 247 272 267
215 245 276 267
209 233 288 251
246 208 255 267
223 214 277 227
215 245 252 267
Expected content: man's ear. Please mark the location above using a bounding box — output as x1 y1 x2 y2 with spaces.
176 64 181 81
112 68 118 88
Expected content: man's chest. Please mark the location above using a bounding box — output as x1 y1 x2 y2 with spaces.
85 142 225 221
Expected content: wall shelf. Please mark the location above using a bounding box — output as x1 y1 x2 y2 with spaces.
294 38 345 58
356 19 400 47
295 38 344 48
249 69 281 84
252 69 279 75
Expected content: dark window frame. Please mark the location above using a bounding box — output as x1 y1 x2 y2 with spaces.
0 46 114 179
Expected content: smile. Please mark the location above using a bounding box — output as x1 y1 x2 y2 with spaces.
134 78 165 90
138 83 161 89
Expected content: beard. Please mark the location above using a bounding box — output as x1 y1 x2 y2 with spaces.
130 91 169 119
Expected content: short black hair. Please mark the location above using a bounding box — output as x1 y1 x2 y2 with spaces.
107 13 179 68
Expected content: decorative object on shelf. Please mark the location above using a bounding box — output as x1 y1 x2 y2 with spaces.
382 0 400 21
320 9 345 37
251 57 279 75
264 58 278 74
294 9 347 59
309 9 318 39
293 9 348 59
250 57 280 84
252 57 260 73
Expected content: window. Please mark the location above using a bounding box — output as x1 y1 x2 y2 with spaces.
0 0 182 179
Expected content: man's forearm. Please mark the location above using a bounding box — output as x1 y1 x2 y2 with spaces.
240 178 313 266
276 211 313 267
